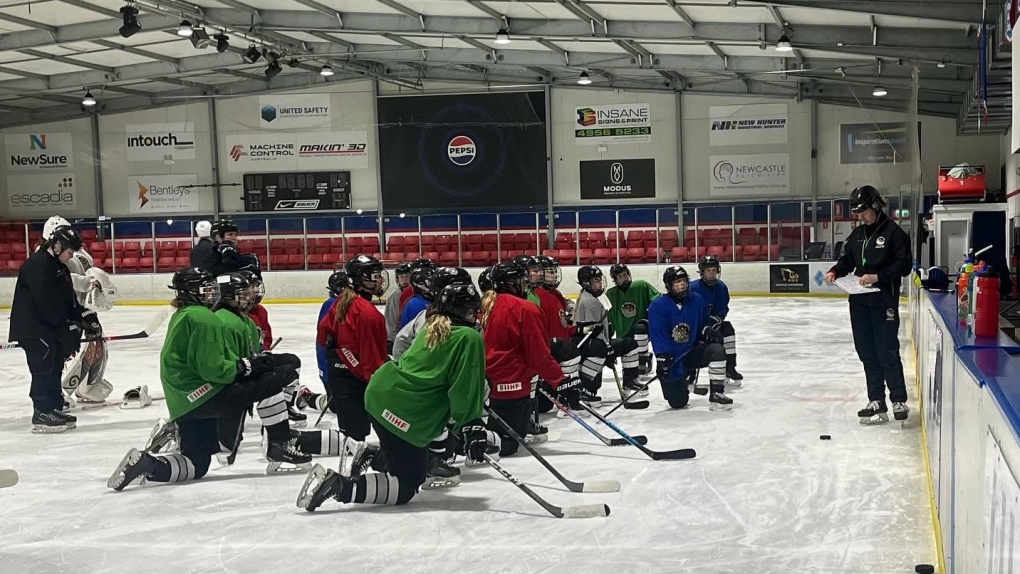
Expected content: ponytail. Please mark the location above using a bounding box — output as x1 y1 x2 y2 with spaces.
480 290 498 329
333 287 358 324
424 313 453 350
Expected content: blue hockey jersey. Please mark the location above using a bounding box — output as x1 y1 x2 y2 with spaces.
316 295 337 383
648 291 710 382
399 294 430 331
690 279 730 320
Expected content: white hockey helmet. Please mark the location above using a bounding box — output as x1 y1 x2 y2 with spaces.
42 215 71 241
195 220 212 238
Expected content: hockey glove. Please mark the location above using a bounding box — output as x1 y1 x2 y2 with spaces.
81 312 103 341
461 420 490 463
700 325 724 344
656 353 673 381
60 321 83 360
555 374 583 393
709 314 724 328
237 355 274 379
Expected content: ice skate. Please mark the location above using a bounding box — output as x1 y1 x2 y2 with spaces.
296 464 343 512
338 436 377 477
725 366 743 382
121 385 153 409
288 406 307 428
892 402 909 424
265 439 312 474
145 418 179 454
709 391 733 411
422 453 461 490
525 417 550 444
55 410 77 430
294 386 316 410
580 390 602 408
623 379 649 397
108 448 157 491
31 409 68 434
858 401 889 425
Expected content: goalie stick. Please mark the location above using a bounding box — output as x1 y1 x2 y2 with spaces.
480 452 609 519
487 408 620 493
578 402 696 461
0 469 18 488
539 389 647 447
0 307 171 350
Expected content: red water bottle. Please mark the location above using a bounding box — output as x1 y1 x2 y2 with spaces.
973 268 1001 338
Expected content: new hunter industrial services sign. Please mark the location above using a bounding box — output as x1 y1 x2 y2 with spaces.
709 103 788 146
574 103 651 145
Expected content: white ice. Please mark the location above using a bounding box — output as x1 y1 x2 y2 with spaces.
0 298 935 574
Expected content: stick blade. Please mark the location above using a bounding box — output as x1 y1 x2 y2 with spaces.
581 480 621 493
650 448 697 460
561 503 611 519
609 435 648 447
144 307 171 336
622 400 650 410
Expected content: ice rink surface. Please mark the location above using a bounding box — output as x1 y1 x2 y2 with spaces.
0 297 935 574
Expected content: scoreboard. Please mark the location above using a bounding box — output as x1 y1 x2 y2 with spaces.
242 171 351 211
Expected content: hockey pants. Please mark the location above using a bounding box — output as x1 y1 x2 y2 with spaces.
660 342 726 409
326 368 371 441
332 421 427 506
487 396 531 456
849 291 907 404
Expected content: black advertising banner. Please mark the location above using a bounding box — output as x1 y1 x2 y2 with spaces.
769 264 809 293
377 92 547 210
840 122 913 164
579 159 655 199
242 171 351 211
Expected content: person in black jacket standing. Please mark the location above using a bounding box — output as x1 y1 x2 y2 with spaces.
190 219 241 276
9 225 99 433
824 185 913 425
189 220 214 270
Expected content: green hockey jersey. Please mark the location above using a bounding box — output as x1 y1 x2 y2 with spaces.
365 325 486 448
215 308 260 357
526 290 541 307
605 279 660 338
160 304 240 420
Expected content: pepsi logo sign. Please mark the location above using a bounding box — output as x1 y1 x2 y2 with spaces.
447 135 476 166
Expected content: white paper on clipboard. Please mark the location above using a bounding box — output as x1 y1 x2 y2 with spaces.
833 275 879 295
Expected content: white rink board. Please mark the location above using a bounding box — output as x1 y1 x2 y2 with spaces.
0 299 935 574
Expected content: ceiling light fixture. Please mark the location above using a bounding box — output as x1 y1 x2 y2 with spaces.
82 89 97 106
872 85 887 97
189 27 211 49
775 34 793 52
265 53 282 78
119 5 141 38
177 19 193 37
937 60 947 68
495 27 511 45
214 33 229 53
320 64 334 76
242 44 261 64
577 70 592 85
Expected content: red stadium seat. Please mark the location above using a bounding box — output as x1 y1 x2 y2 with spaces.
157 256 175 272
6 259 23 274
436 234 453 252
363 237 381 253
740 245 760 262
401 236 421 253
481 234 498 251
270 254 287 270
422 251 439 262
624 247 645 264
284 238 302 255
464 235 483 251
138 257 155 273
626 230 643 248
556 249 576 266
645 248 662 264
174 256 189 269
270 238 286 255
286 254 305 270
420 235 437 251
119 257 139 273
578 248 594 264
669 246 688 263
322 253 341 269
123 241 141 258
439 251 459 266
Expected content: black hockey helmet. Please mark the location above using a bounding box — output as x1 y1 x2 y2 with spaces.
169 267 220 308
698 255 722 285
478 266 494 292
408 258 437 272
535 254 562 288
577 265 605 297
395 262 413 276
512 254 542 288
662 265 690 302
210 219 239 240
345 254 388 296
46 225 83 253
610 263 632 289
437 283 483 327
491 261 529 297
217 272 256 312
850 185 886 213
327 270 350 296
237 269 265 306
430 266 473 296
410 265 437 298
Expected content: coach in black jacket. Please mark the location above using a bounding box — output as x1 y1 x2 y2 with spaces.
9 225 95 433
824 185 913 425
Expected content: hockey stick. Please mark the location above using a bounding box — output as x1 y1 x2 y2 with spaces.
269 337 282 351
578 402 696 461
217 410 248 466
602 376 658 419
0 307 171 350
0 469 18 488
481 453 609 519
486 408 620 493
539 389 647 447
611 364 650 410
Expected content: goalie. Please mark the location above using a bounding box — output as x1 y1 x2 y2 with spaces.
42 216 121 408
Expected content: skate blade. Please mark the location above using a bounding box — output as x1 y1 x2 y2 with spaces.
709 402 733 412
266 461 313 475
296 464 328 509
859 414 889 425
289 420 308 429
107 448 142 490
31 424 67 434
725 379 742 388
524 431 561 444
422 475 461 490
581 401 602 409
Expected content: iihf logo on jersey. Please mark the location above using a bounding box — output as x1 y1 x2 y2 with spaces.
447 135 476 166
621 301 638 318
672 323 691 344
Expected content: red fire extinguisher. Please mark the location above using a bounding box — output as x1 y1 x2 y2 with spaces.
973 267 1001 338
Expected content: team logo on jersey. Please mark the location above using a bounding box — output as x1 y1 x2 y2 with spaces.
382 409 410 432
886 308 896 321
876 236 886 248
621 301 638 318
671 323 691 344
447 135 476 166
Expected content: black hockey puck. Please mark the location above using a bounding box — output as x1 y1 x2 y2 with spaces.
915 565 935 574
819 435 831 440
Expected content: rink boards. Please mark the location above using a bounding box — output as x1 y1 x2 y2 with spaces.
909 285 1020 574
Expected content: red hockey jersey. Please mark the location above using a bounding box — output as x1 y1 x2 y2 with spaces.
535 287 577 340
317 294 387 384
484 293 565 400
248 303 273 351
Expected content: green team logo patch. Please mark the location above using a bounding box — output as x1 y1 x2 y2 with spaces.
621 301 638 318
672 323 691 344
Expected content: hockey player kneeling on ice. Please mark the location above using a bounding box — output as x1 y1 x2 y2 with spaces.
297 284 495 511
606 264 659 382
573 265 643 400
690 255 742 385
480 262 580 454
648 266 733 412
391 267 474 361
107 268 310 491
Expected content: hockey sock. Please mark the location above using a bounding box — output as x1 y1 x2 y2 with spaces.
296 429 342 455
428 429 450 459
621 347 639 376
342 473 409 505
708 360 727 391
148 453 205 482
724 336 736 358
282 382 298 406
257 392 290 442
